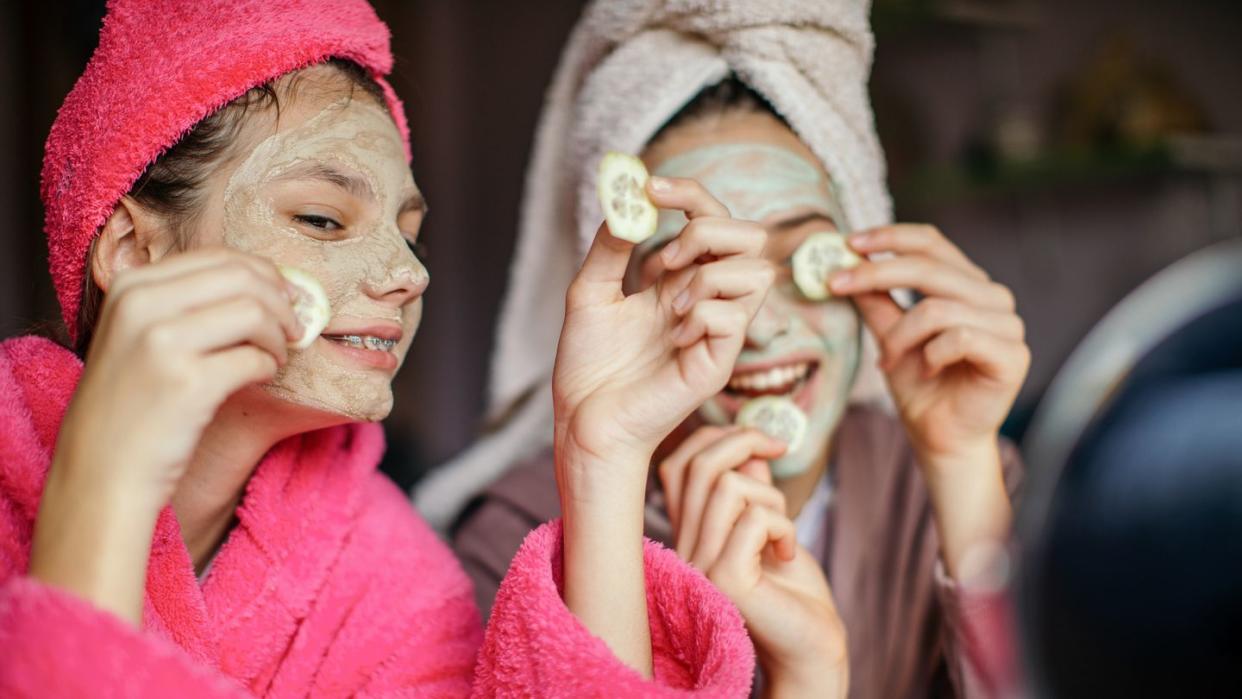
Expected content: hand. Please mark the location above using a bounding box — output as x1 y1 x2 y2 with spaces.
58 247 299 504
831 224 1029 463
553 177 773 486
658 426 849 699
31 248 298 623
829 224 1027 578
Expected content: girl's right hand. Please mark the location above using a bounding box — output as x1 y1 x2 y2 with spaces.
31 248 299 624
55 247 299 510
551 177 772 676
553 177 774 484
658 426 849 699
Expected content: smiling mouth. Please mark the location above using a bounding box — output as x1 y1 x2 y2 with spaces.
322 334 398 352
725 360 819 399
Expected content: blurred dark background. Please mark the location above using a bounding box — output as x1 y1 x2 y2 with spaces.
2 0 1239 490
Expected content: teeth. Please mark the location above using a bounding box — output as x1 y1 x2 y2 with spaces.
330 335 397 351
728 362 812 393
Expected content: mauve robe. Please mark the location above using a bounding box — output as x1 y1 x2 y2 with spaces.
453 406 1024 698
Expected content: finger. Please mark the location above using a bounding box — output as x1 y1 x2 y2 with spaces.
566 221 636 307
708 505 798 596
165 264 300 341
829 257 1015 312
675 428 787 558
736 458 774 485
850 224 988 281
667 258 775 317
852 291 905 339
107 261 300 342
880 298 1025 370
198 345 280 402
690 471 787 572
163 296 291 365
670 298 749 357
658 425 735 531
658 217 767 271
645 176 731 220
922 326 1032 383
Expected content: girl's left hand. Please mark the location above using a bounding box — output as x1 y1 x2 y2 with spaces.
828 224 1027 579
829 224 1030 463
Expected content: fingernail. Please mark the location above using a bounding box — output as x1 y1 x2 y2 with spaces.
850 233 871 249
672 289 690 313
829 271 853 292
649 176 671 192
661 239 681 263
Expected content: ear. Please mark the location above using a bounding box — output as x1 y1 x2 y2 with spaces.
90 197 174 293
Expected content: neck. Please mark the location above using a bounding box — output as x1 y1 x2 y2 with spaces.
777 438 833 520
171 388 338 574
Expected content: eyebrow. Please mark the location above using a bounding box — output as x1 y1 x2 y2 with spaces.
275 161 428 215
276 162 375 201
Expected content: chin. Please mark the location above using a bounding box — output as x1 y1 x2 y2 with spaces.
260 382 394 424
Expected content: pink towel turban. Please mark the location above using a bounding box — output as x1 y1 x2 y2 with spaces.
41 0 410 336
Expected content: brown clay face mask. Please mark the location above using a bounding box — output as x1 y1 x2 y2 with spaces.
221 98 427 422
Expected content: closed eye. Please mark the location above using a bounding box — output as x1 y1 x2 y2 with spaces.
293 214 342 231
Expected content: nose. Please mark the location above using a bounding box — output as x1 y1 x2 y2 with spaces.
745 300 789 348
364 238 429 307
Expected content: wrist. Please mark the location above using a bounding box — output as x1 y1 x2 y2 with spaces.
31 457 163 625
759 625 848 699
914 436 1002 485
46 442 172 518
914 438 1013 580
555 416 653 501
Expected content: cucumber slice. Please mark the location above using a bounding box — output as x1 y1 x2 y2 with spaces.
277 265 331 350
735 396 808 453
792 231 861 301
597 151 658 243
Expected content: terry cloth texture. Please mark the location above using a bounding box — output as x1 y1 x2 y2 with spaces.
418 0 894 530
42 0 411 335
0 336 756 697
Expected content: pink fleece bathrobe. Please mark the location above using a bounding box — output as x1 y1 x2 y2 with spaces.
0 336 754 696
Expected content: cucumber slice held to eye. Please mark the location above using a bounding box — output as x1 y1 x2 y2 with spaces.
597 151 659 244
792 231 861 301
277 265 331 350
735 395 808 453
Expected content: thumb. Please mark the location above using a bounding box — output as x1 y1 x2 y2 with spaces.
569 221 637 306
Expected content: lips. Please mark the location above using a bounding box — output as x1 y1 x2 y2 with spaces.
727 360 814 396
319 322 402 371
714 353 823 418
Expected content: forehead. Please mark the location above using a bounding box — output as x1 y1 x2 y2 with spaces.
222 92 414 206
637 113 840 254
251 97 402 168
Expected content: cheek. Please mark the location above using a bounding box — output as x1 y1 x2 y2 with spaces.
179 200 229 250
802 302 859 345
397 299 422 356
